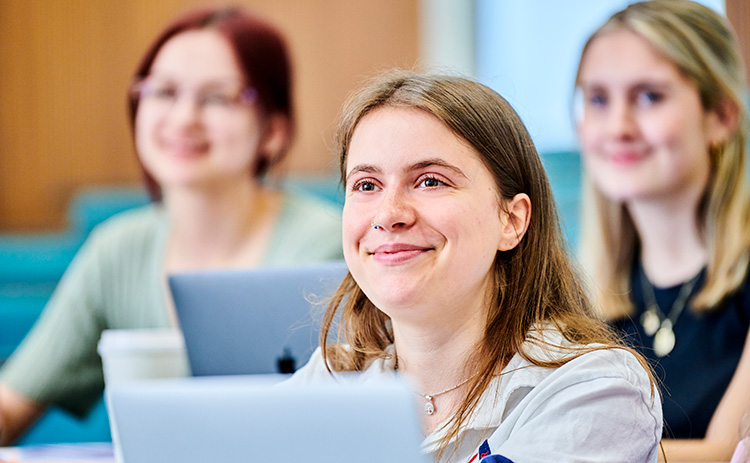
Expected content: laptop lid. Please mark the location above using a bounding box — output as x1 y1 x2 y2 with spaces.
168 261 348 376
108 375 428 463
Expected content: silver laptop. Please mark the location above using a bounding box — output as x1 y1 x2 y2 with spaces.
108 375 428 463
168 262 348 376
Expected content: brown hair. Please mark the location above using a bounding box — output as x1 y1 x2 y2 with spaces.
575 0 750 319
320 70 645 458
128 7 294 201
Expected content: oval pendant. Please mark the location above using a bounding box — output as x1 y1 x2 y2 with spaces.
424 396 435 415
640 308 661 337
653 325 676 357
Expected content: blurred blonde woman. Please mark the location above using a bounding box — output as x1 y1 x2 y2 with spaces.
575 1 750 460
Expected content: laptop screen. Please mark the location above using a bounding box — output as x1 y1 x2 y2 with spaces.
109 375 428 463
169 261 348 376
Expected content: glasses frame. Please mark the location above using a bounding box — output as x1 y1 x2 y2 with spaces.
129 76 259 117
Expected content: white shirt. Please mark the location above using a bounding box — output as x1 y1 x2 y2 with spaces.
287 329 662 463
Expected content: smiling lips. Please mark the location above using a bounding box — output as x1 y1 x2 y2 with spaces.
606 147 648 166
162 138 209 158
370 243 433 264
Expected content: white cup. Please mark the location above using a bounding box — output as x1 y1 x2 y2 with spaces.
98 329 189 463
97 329 189 384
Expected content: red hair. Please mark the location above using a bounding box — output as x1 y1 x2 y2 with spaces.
128 7 294 201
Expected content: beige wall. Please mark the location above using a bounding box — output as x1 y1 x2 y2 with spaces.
0 0 419 231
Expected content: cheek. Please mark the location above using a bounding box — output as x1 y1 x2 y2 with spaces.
578 119 602 153
214 121 253 146
134 112 156 158
641 102 700 148
341 203 367 249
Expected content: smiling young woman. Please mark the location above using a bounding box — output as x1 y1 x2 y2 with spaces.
286 70 662 463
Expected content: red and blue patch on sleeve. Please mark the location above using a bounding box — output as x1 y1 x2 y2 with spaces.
467 439 514 463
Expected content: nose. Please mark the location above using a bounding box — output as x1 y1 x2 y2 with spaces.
606 99 638 140
370 188 417 232
166 93 201 127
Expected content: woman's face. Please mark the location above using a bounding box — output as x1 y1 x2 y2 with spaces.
577 28 718 203
342 106 505 326
135 30 263 193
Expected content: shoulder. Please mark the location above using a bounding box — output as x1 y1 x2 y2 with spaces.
87 204 166 244
284 345 396 386
278 190 342 228
282 348 334 385
74 204 167 267
487 335 661 461
515 328 654 394
266 191 343 265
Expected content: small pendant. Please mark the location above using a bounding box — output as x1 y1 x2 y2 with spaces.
640 307 661 336
424 395 435 415
653 321 676 357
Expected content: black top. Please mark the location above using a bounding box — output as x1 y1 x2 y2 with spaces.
612 264 750 439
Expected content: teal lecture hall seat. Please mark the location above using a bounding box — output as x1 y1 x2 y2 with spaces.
0 154 582 444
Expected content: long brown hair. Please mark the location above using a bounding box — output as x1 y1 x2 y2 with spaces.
320 70 646 458
575 0 750 319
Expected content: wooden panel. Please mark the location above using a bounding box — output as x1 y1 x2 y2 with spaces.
727 0 750 86
0 0 418 231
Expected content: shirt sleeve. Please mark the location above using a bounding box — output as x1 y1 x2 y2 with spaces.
0 226 110 417
490 349 663 463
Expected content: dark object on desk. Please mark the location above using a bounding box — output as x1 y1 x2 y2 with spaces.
276 346 296 373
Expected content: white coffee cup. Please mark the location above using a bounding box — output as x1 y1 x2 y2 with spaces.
97 329 189 384
98 329 189 463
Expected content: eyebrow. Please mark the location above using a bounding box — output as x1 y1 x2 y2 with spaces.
345 157 469 183
578 79 672 92
146 73 245 87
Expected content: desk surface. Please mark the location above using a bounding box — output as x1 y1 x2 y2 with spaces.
0 443 113 463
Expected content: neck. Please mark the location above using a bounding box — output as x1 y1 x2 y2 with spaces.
163 181 281 271
392 310 484 432
627 191 706 287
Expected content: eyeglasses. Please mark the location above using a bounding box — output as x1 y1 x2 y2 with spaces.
130 76 258 118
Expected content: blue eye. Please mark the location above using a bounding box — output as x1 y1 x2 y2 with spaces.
588 94 606 107
637 90 663 106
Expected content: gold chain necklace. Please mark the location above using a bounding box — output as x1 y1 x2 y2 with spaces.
639 268 700 357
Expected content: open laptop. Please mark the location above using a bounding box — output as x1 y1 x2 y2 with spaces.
168 261 348 376
108 375 428 463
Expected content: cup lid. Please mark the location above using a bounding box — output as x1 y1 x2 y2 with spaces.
97 329 185 354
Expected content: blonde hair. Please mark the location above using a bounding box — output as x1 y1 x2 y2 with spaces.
576 0 750 319
320 70 646 459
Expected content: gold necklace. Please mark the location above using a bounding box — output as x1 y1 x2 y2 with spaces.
639 268 700 357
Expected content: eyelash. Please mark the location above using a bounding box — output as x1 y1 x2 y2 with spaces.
351 178 379 192
349 174 448 192
418 175 446 188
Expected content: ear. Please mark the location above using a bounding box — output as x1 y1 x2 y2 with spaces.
706 98 740 147
258 113 292 166
498 193 531 251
